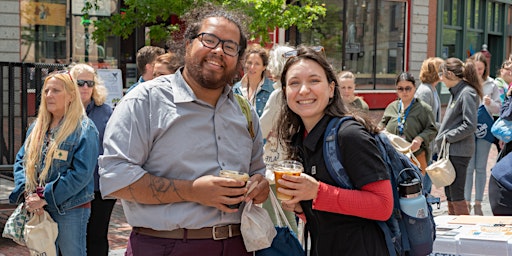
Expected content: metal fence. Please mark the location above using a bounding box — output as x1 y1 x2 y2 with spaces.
0 62 67 166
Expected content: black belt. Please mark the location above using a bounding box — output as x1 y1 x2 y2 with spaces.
133 224 241 240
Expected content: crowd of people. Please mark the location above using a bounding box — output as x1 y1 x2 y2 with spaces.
7 2 512 256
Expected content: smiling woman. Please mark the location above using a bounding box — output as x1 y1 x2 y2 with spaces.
233 44 274 116
275 45 393 256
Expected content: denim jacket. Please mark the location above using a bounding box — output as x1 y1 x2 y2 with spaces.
9 117 99 215
233 76 274 116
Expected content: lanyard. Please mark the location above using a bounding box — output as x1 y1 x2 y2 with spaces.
397 98 415 136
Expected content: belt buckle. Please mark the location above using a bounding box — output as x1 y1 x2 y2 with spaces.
212 225 232 240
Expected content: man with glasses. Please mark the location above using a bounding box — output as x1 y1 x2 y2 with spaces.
99 4 269 255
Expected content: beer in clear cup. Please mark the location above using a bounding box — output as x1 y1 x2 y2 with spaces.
273 160 303 200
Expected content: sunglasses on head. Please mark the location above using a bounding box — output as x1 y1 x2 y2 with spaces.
396 86 413 92
76 80 95 88
282 46 325 58
48 69 73 81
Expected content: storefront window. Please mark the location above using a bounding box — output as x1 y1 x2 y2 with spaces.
300 0 406 89
19 0 119 68
20 0 69 63
466 31 482 57
442 29 461 59
443 0 460 26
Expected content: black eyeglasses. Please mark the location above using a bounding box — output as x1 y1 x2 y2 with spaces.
77 80 95 88
396 86 413 92
192 32 240 57
282 46 325 58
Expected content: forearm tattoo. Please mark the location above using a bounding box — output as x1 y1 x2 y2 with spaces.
149 176 172 203
126 176 184 203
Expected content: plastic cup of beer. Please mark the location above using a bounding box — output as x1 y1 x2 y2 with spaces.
219 170 250 209
273 160 303 200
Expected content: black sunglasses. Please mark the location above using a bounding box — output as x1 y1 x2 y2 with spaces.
396 86 413 92
77 80 95 88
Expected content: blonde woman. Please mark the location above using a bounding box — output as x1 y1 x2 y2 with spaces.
70 63 113 256
9 71 99 255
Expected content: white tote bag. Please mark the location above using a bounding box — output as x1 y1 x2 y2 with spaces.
426 136 456 188
24 210 58 256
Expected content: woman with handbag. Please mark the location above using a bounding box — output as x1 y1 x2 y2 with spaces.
9 70 99 255
379 72 438 174
435 57 482 215
275 46 393 256
464 52 501 215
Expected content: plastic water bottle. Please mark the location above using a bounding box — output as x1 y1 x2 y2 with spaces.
398 178 429 218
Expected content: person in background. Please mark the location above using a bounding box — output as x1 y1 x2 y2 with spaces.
152 52 182 78
233 44 274 116
98 4 269 255
491 61 510 152
260 45 294 163
69 64 114 256
9 71 99 255
258 45 298 234
379 72 438 174
337 71 369 113
489 60 512 216
465 52 501 215
416 57 445 192
277 46 393 256
126 46 165 94
436 57 481 215
494 63 510 104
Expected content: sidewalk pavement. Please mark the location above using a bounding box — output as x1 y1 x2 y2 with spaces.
0 109 499 255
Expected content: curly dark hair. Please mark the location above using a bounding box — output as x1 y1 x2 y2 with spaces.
181 3 249 63
277 45 379 160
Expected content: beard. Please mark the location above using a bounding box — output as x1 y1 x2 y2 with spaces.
184 51 238 90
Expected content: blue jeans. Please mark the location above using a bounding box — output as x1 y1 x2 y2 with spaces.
49 206 91 256
464 138 492 202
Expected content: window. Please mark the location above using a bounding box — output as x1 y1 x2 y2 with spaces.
300 0 406 88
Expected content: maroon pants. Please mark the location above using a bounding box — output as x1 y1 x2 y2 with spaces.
125 230 252 256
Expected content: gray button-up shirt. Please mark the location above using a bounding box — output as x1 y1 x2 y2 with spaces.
99 70 265 230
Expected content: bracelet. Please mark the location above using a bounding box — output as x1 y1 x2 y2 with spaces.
36 186 44 199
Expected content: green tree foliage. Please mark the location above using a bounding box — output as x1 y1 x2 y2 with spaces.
83 0 326 44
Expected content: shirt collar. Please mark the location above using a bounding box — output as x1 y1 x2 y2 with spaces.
172 68 232 104
302 115 331 152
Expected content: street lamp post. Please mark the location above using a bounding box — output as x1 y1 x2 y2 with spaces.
81 16 91 62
